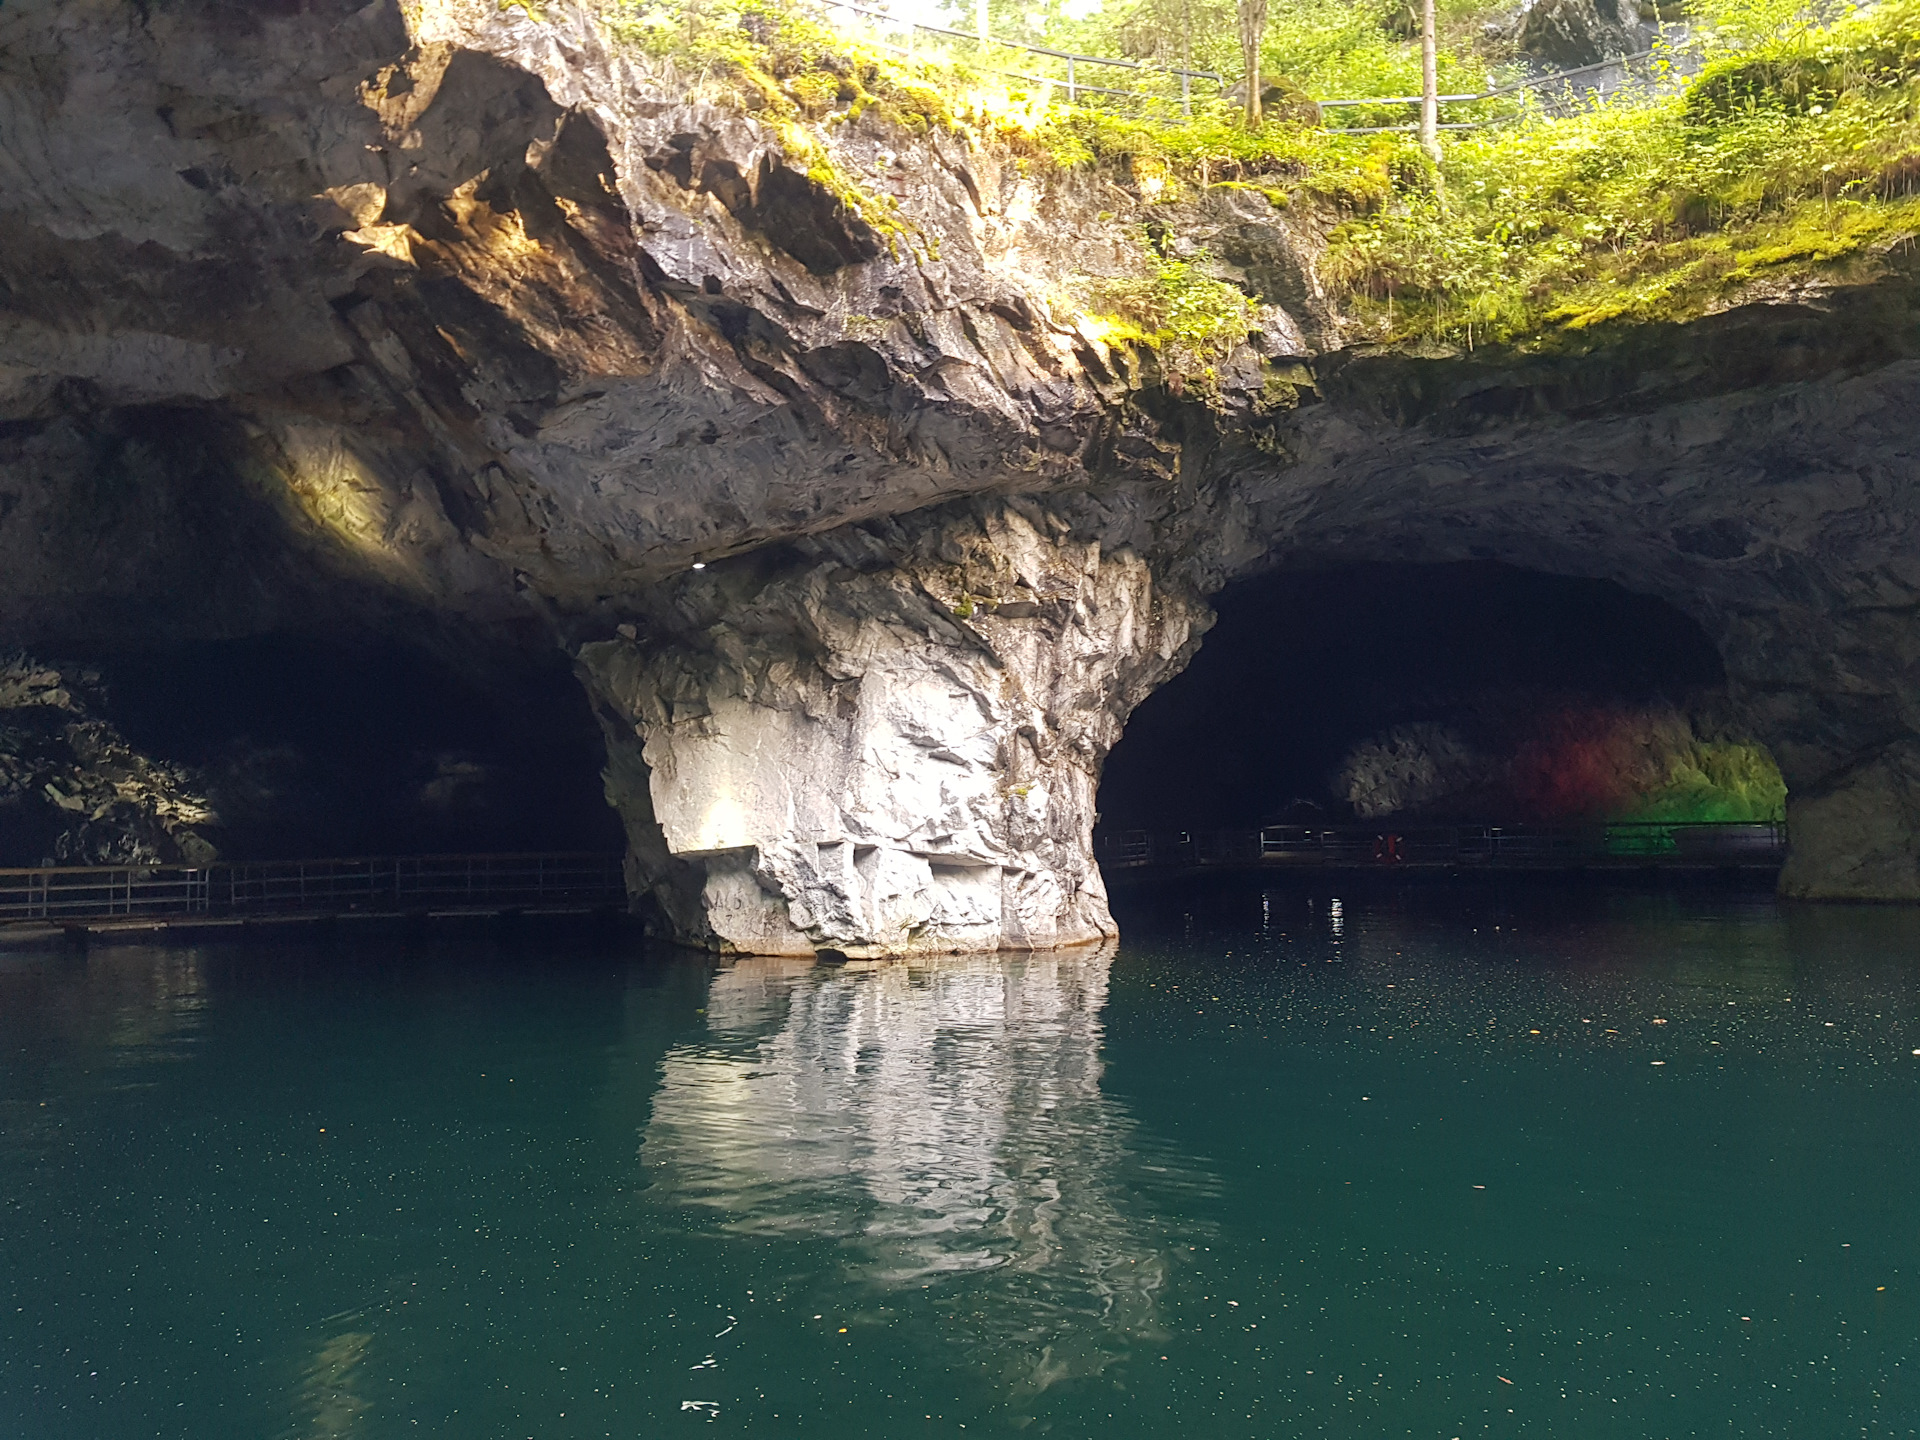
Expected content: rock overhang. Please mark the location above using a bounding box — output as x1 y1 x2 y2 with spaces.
2 0 1918 930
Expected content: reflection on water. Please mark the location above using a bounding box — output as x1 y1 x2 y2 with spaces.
5 894 1916 1437
643 944 1198 1391
0 947 209 1166
290 1328 373 1440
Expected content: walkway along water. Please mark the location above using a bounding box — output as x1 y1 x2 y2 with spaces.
0 823 1785 943
0 852 627 941
1097 821 1787 876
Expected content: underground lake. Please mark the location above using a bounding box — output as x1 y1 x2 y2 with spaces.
3 883 1916 1438
7 0 1920 1435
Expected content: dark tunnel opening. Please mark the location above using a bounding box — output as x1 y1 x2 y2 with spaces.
1097 561 1784 836
0 631 622 867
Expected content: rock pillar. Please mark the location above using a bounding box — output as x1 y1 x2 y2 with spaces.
579 505 1209 955
1723 604 1920 902
1777 739 1920 901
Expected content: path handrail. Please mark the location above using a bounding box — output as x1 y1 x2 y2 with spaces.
0 852 628 925
822 0 1224 109
824 0 1223 82
1098 820 1787 871
820 0 1671 123
1318 47 1659 109
0 850 621 878
1318 44 1671 130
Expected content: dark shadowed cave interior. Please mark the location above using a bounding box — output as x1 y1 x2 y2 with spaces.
2 562 1769 868
1095 561 1747 833
0 630 622 867
112 632 623 860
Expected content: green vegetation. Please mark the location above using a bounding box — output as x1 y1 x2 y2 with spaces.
595 0 1450 194
1331 0 1920 344
961 0 1505 104
590 0 1920 353
1085 251 1256 390
603 0 986 131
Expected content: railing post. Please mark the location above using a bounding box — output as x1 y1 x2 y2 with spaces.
1066 55 1075 103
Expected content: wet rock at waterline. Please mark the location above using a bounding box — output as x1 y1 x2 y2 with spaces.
2 0 1919 935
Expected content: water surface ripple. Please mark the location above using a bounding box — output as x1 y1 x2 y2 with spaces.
1 884 1915 1437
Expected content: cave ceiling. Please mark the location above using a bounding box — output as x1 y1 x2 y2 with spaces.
3 0 1917 929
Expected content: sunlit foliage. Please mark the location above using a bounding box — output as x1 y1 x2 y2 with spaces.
591 0 1918 349
1327 0 1920 342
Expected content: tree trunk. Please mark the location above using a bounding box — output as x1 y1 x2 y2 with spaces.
1420 0 1441 164
1183 0 1193 116
1238 0 1267 128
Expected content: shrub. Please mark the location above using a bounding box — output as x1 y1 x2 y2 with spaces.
1090 251 1257 388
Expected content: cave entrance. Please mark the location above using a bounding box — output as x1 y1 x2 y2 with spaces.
1098 561 1786 841
0 628 622 868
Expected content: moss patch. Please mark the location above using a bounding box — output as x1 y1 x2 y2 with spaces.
1082 247 1256 397
564 0 1919 356
1326 0 1920 345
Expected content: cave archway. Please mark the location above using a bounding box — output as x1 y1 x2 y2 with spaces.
0 627 621 868
1098 561 1783 835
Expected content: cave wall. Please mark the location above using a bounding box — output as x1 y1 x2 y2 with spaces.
1240 327 1920 899
2 0 1917 939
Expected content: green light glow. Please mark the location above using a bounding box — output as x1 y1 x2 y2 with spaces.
1615 740 1787 825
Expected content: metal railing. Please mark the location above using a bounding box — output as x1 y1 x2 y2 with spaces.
1098 822 1787 871
819 1 1687 124
0 853 628 925
1320 38 1698 131
824 0 1223 110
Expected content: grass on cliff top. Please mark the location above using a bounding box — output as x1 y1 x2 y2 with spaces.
593 0 1920 351
595 0 1406 381
1332 0 1920 345
596 0 1413 197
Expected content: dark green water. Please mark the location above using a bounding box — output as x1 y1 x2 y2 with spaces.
3 885 1917 1438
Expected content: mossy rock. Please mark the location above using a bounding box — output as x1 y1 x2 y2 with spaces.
1684 1 1920 121
1222 76 1324 127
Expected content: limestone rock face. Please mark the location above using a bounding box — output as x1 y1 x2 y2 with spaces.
580 504 1207 954
1779 740 1920 902
1511 0 1641 69
0 0 1190 637
3 0 1920 930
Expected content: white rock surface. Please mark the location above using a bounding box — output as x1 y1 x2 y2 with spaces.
582 505 1207 954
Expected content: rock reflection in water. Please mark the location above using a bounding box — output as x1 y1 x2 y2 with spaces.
642 943 1193 1392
